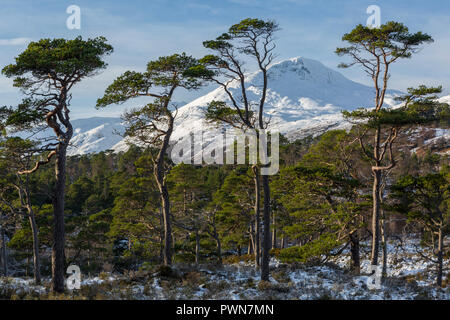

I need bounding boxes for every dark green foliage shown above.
[336,22,433,66]
[2,36,113,132]
[2,36,113,81]
[343,86,449,128]
[272,130,369,264]
[391,168,449,226]
[97,53,211,109]
[279,234,339,264]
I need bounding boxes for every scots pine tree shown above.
[201,18,279,280]
[97,53,211,265]
[1,37,113,292]
[336,22,445,265]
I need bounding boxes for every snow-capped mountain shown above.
[68,117,125,155]
[34,57,447,156]
[169,57,400,145]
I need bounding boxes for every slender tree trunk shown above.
[88,244,91,278]
[371,169,382,266]
[257,67,272,282]
[159,207,164,264]
[195,230,200,265]
[22,180,41,284]
[252,166,261,268]
[261,174,271,281]
[380,183,388,278]
[248,233,254,255]
[1,228,7,276]
[437,227,443,287]
[28,207,41,284]
[281,237,285,249]
[381,216,388,277]
[216,236,222,265]
[155,149,172,266]
[272,212,277,249]
[154,115,173,266]
[52,147,67,293]
[159,184,172,265]
[349,231,360,274]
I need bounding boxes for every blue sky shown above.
[0,0,449,119]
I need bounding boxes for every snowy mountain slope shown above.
[15,117,125,156]
[170,57,400,144]
[68,117,125,156]
[28,57,449,156]
[439,95,450,104]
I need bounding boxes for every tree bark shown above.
[272,212,277,249]
[195,230,200,265]
[371,169,382,266]
[154,121,173,266]
[52,147,67,293]
[252,166,261,268]
[216,236,222,265]
[379,181,388,278]
[22,180,41,285]
[381,215,388,277]
[248,236,253,255]
[261,174,271,281]
[158,183,172,265]
[28,208,41,284]
[1,227,7,276]
[159,206,164,264]
[349,231,360,274]
[437,227,443,287]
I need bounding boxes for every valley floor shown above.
[0,238,448,300]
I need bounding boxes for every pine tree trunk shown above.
[272,212,277,249]
[195,230,200,265]
[252,166,261,268]
[380,184,388,277]
[216,236,222,265]
[248,236,253,255]
[381,216,388,277]
[159,184,172,265]
[154,117,173,266]
[1,228,7,276]
[159,207,164,263]
[350,231,360,274]
[437,227,443,287]
[88,244,91,278]
[23,181,41,285]
[52,147,67,293]
[28,209,41,284]
[371,169,382,266]
[261,174,271,281]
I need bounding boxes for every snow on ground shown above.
[0,238,448,300]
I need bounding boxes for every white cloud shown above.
[0,37,31,46]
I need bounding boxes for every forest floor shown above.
[0,238,448,300]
